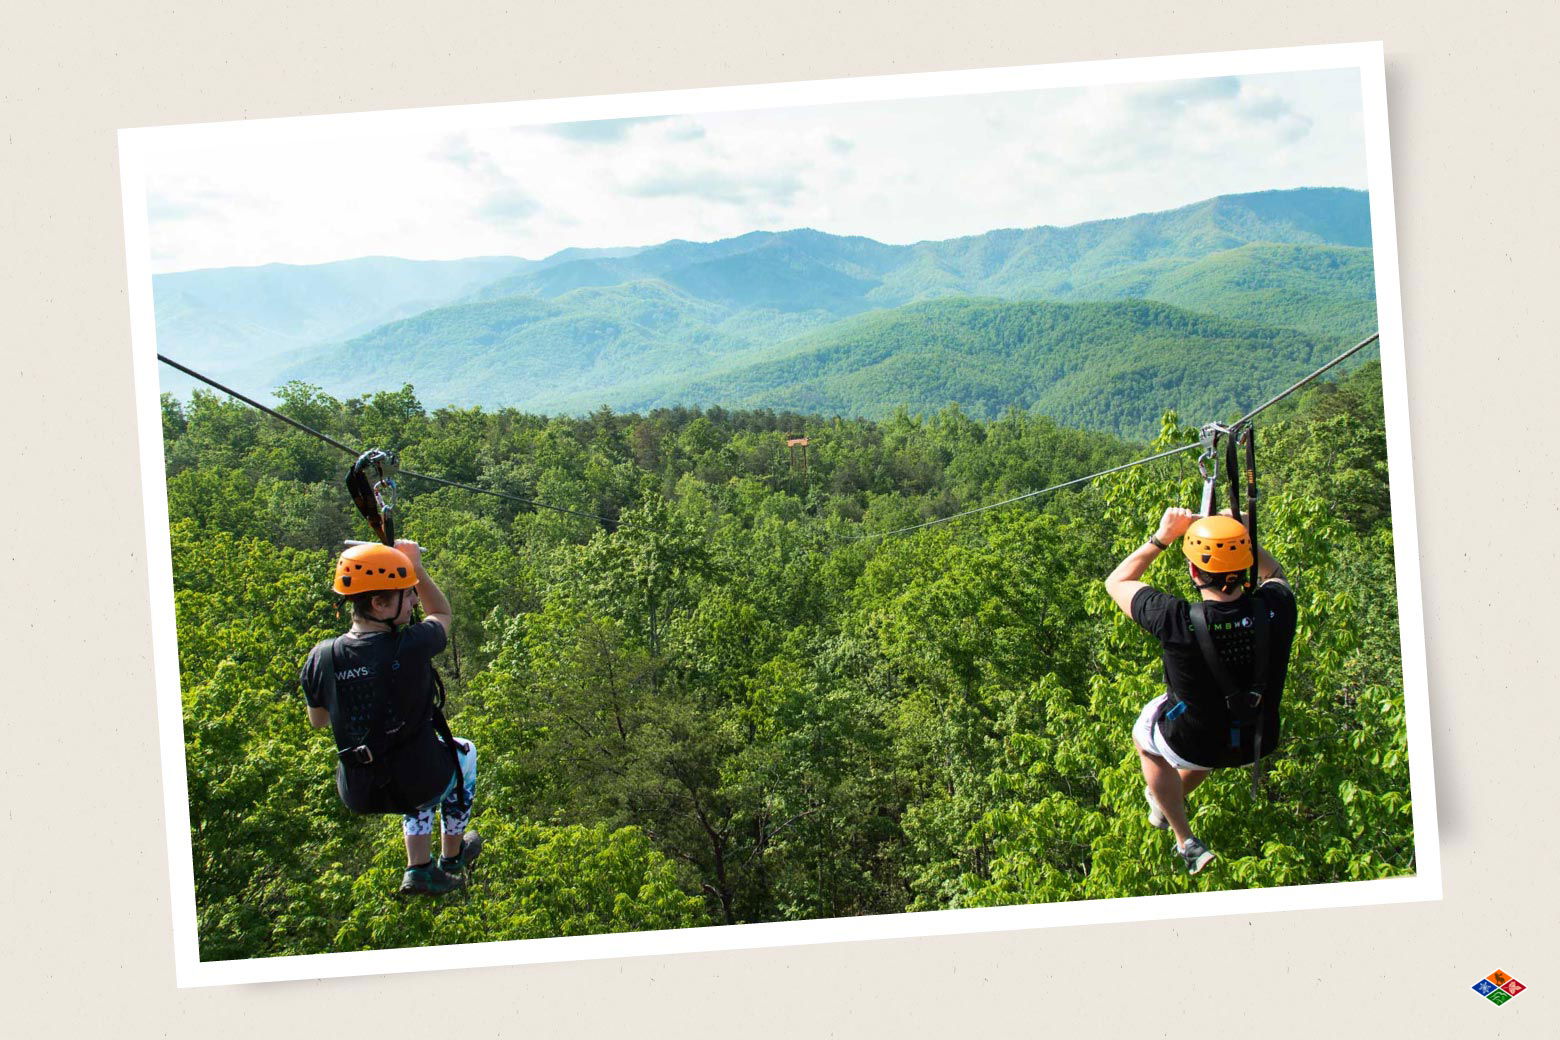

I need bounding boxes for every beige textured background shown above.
[5,0,1556,1033]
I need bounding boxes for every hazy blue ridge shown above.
[158,186,1377,436]
[456,187,1370,315]
[152,246,666,399]
[274,285,769,408]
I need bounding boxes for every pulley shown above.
[346,448,400,546]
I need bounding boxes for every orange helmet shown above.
[333,543,418,595]
[1181,515,1254,573]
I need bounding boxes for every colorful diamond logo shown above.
[1473,969,1525,1005]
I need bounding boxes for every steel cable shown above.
[853,331,1381,542]
[161,329,1378,544]
[850,442,1201,542]
[157,354,632,530]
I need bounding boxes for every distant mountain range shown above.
[151,248,642,394]
[154,187,1378,438]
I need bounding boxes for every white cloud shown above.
[139,68,1367,272]
[543,116,667,143]
[476,187,541,224]
[627,168,806,206]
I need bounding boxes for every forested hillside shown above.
[1074,243,1376,336]
[273,294,1371,439]
[156,188,1374,417]
[606,298,1368,436]
[163,359,1411,960]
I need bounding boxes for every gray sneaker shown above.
[1144,786,1168,830]
[1178,836,1215,875]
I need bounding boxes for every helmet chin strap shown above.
[1190,564,1242,593]
[366,589,407,634]
[386,589,405,635]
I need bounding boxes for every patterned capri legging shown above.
[402,737,477,837]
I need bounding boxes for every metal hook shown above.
[1197,423,1229,516]
[1196,422,1226,481]
[348,448,401,544]
[373,476,396,516]
[369,452,399,517]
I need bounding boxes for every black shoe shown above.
[438,831,484,874]
[399,860,466,896]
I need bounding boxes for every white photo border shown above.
[119,40,1439,989]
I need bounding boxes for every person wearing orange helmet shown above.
[299,539,482,895]
[1104,507,1297,874]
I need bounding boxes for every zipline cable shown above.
[854,331,1381,543]
[162,328,1379,544]
[851,442,1200,543]
[1232,332,1380,428]
[157,353,633,530]
[158,354,359,454]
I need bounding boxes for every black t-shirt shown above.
[300,619,454,813]
[1130,581,1298,768]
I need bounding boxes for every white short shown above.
[1132,694,1215,771]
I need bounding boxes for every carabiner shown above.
[372,467,398,518]
[1197,423,1228,515]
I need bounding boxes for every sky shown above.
[141,68,1367,273]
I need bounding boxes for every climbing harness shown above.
[1189,599,1272,798]
[312,630,471,815]
[1188,418,1272,796]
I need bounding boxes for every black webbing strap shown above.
[1248,596,1270,797]
[1224,431,1243,528]
[315,636,382,767]
[1188,603,1240,709]
[427,667,470,812]
[319,635,381,770]
[1189,599,1271,796]
[1242,425,1260,592]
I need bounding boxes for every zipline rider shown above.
[300,539,482,896]
[1105,508,1297,874]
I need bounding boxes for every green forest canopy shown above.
[163,359,1410,960]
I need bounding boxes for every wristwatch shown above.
[1148,534,1169,551]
